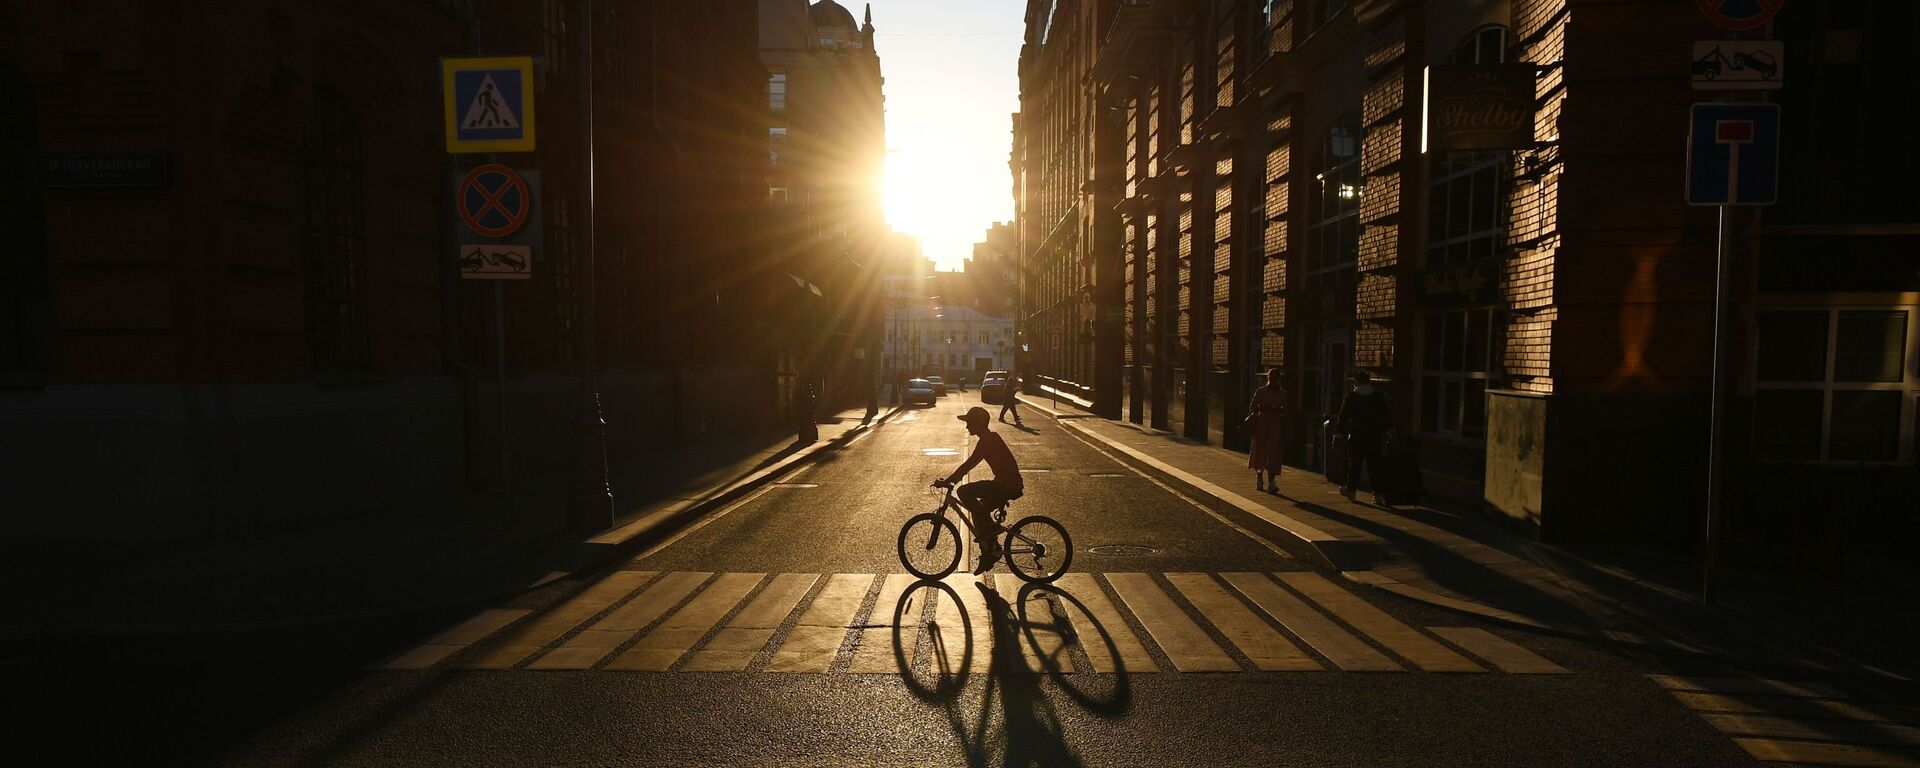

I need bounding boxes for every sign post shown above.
[1688,101,1779,605]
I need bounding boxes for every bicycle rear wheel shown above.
[1004,515,1072,583]
[898,512,962,580]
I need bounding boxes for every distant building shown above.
[966,222,1020,319]
[1,2,770,539]
[758,0,889,414]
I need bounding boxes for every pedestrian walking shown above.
[1334,371,1391,505]
[998,374,1024,425]
[1245,367,1286,493]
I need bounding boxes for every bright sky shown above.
[871,0,1026,271]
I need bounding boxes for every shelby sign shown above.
[1423,64,1536,152]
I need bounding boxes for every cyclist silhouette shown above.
[934,407,1024,574]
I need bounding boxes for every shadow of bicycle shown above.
[885,577,1138,767]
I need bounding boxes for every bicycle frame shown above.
[930,486,1045,557]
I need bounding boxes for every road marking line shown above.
[1104,573,1239,672]
[1648,675,1846,698]
[606,572,766,671]
[1166,573,1320,671]
[1221,573,1398,672]
[1051,573,1157,674]
[1278,572,1483,673]
[1703,714,1920,748]
[681,573,821,672]
[847,574,925,674]
[527,571,710,670]
[1672,692,1903,723]
[381,609,531,670]
[1733,737,1920,767]
[994,575,1075,674]
[1058,428,1294,561]
[454,571,657,670]
[765,573,874,673]
[1428,627,1569,674]
[628,485,778,564]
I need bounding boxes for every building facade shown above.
[759,0,889,414]
[1,0,771,539]
[1019,0,1920,560]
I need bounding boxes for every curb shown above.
[35,406,905,640]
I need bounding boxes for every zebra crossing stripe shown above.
[382,609,530,670]
[1166,573,1320,672]
[1278,572,1484,673]
[1221,572,1398,672]
[766,574,873,673]
[606,573,765,671]
[1428,627,1568,674]
[998,575,1074,674]
[682,573,821,672]
[1104,573,1239,672]
[847,575,923,673]
[455,571,657,670]
[1051,573,1157,674]
[529,571,710,670]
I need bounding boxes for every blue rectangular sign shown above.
[1686,103,1779,206]
[442,57,537,153]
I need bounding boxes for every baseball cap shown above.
[958,406,991,425]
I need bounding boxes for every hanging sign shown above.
[1423,64,1537,152]
[441,56,537,153]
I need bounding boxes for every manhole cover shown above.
[1087,544,1159,556]
[1086,472,1124,478]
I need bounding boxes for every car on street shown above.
[924,375,947,396]
[983,374,1013,405]
[903,378,936,406]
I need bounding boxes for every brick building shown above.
[1017,0,1919,557]
[1,1,772,539]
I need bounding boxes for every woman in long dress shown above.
[1247,367,1286,493]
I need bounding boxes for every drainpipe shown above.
[569,0,613,533]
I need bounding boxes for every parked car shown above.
[979,376,1007,405]
[904,378,937,406]
[925,375,947,396]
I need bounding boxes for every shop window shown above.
[1420,309,1500,438]
[300,87,372,372]
[1754,307,1916,463]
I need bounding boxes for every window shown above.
[300,87,372,372]
[1307,115,1361,274]
[1420,309,1501,438]
[768,72,786,112]
[768,127,787,166]
[1754,307,1917,463]
[768,185,790,203]
[979,332,989,344]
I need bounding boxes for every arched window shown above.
[0,63,48,379]
[1307,115,1361,275]
[300,87,371,372]
[1420,26,1512,438]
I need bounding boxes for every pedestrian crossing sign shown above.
[442,56,536,153]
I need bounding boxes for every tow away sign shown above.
[442,56,536,153]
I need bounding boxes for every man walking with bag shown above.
[1334,371,1392,505]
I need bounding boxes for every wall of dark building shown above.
[0,1,779,540]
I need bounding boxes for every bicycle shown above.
[898,479,1072,583]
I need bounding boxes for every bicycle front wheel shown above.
[1004,515,1072,583]
[898,512,962,580]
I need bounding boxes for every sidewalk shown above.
[1,404,893,642]
[1021,394,1896,678]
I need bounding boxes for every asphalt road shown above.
[23,393,1776,767]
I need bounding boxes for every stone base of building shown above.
[1485,390,1709,551]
